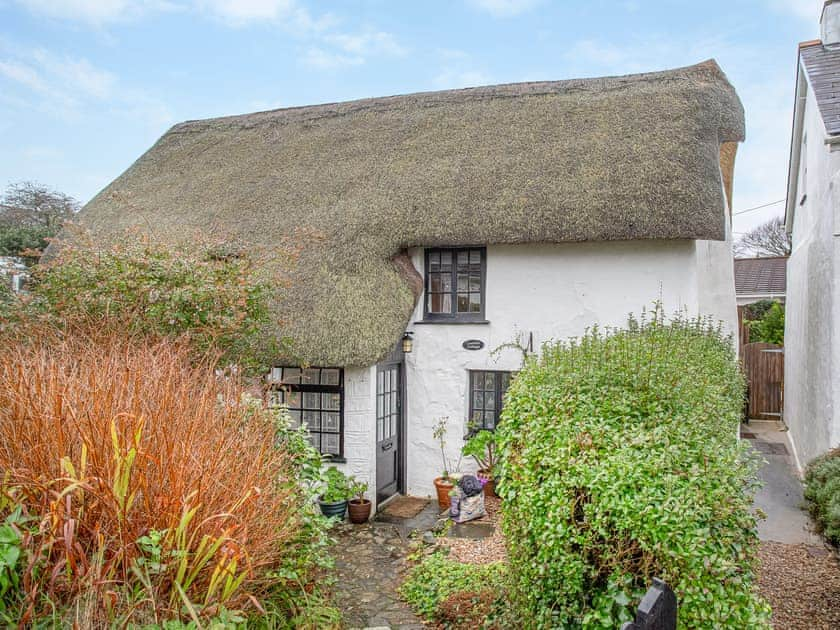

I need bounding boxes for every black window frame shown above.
[468,370,513,432]
[423,247,487,322]
[266,367,345,460]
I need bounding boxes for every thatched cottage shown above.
[72,60,744,507]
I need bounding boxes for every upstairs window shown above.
[468,370,512,431]
[424,247,486,321]
[267,367,344,458]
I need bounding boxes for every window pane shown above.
[485,392,496,410]
[281,367,301,384]
[323,434,340,455]
[304,410,320,430]
[457,251,468,265]
[322,392,340,410]
[390,414,396,436]
[390,393,397,413]
[377,394,384,418]
[429,251,440,266]
[484,411,495,428]
[307,433,320,450]
[430,273,442,293]
[268,391,282,407]
[303,392,320,409]
[484,373,495,389]
[457,294,469,312]
[457,273,469,291]
[470,250,481,264]
[473,390,484,410]
[440,251,452,265]
[302,368,320,384]
[288,409,301,425]
[321,369,340,385]
[269,367,282,383]
[470,274,481,292]
[469,293,481,312]
[285,391,301,409]
[323,412,340,432]
[377,416,384,441]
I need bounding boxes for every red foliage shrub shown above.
[0,329,303,626]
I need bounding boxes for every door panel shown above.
[376,363,401,503]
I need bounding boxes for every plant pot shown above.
[348,498,372,524]
[433,477,455,510]
[318,498,348,519]
[477,469,498,498]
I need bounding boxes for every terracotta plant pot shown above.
[477,469,498,498]
[348,498,372,524]
[433,477,455,510]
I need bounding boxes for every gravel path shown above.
[757,541,840,630]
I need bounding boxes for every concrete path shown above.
[742,420,823,545]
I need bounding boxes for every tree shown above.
[734,216,791,257]
[0,181,80,261]
[746,301,785,345]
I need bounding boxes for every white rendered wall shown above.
[785,84,840,469]
[328,366,377,504]
[403,235,736,497]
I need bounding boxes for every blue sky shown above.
[0,0,823,234]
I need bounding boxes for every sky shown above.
[0,0,824,236]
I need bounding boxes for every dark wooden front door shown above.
[376,362,402,503]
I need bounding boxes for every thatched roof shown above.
[70,59,744,367]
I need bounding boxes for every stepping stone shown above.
[447,521,495,539]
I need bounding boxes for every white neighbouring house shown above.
[784,1,840,471]
[67,60,744,509]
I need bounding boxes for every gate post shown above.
[620,578,677,630]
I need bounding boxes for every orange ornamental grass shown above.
[0,329,302,626]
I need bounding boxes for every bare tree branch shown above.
[734,216,791,257]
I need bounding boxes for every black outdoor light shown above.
[402,331,414,353]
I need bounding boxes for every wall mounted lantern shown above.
[402,331,414,353]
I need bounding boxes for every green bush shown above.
[804,448,840,546]
[497,308,770,629]
[746,301,785,345]
[399,553,506,622]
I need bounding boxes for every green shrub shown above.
[22,237,290,373]
[399,553,506,622]
[497,308,770,629]
[746,301,785,345]
[804,448,840,546]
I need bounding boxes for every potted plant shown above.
[432,416,462,510]
[462,429,498,498]
[348,479,372,524]
[318,466,352,519]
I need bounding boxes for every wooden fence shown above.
[621,578,677,630]
[742,342,784,420]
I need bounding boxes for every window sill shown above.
[414,319,490,325]
[323,456,347,464]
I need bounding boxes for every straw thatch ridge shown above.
[70,59,744,366]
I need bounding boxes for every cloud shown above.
[12,0,177,25]
[433,49,491,89]
[768,0,821,21]
[326,30,406,57]
[0,46,172,128]
[466,0,541,17]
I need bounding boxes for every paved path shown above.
[742,421,823,545]
[332,520,425,630]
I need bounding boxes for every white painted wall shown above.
[785,80,840,470]
[328,366,377,504]
[402,235,737,497]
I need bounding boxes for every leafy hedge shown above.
[497,309,770,629]
[805,448,840,546]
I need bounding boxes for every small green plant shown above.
[319,467,353,503]
[432,416,460,479]
[461,429,497,473]
[399,552,506,622]
[745,301,785,345]
[804,448,840,546]
[349,479,368,502]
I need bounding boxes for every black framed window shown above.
[424,247,486,321]
[267,367,343,457]
[469,370,512,431]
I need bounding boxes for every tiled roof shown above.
[734,257,787,296]
[801,43,840,136]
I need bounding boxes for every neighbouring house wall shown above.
[328,366,377,502]
[403,235,736,497]
[736,295,786,306]
[785,84,840,469]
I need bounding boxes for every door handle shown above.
[381,442,393,452]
